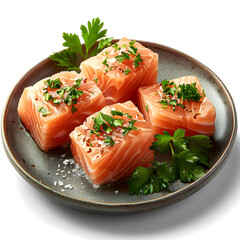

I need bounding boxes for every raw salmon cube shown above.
[80,37,158,105]
[18,71,105,151]
[138,76,216,136]
[70,101,155,185]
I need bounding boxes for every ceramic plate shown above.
[1,40,237,214]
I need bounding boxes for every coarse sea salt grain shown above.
[64,184,72,189]
[58,180,64,186]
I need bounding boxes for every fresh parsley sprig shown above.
[50,17,113,71]
[150,129,212,180]
[127,129,212,195]
[127,162,176,195]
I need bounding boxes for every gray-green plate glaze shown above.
[1,40,237,214]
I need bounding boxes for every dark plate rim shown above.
[1,40,238,210]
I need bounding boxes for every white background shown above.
[1,0,239,239]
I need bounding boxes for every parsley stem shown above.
[169,141,175,155]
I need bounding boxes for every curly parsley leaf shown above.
[171,150,205,182]
[127,162,175,195]
[184,135,213,167]
[115,51,130,63]
[62,32,84,56]
[150,131,172,154]
[50,17,113,70]
[50,49,80,71]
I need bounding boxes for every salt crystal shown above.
[54,181,57,186]
[63,159,70,165]
[115,190,119,194]
[58,180,64,186]
[61,153,66,158]
[69,159,75,165]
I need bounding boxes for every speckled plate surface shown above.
[1,40,237,214]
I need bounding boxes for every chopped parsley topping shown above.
[44,78,62,89]
[111,110,123,116]
[113,43,121,51]
[145,104,149,112]
[127,129,213,195]
[158,79,204,111]
[38,106,51,116]
[103,135,115,147]
[71,105,78,113]
[115,51,130,63]
[133,53,143,67]
[128,41,138,55]
[93,77,98,83]
[122,119,138,136]
[42,78,83,113]
[90,111,137,147]
[115,41,143,68]
[123,69,131,75]
[124,113,133,119]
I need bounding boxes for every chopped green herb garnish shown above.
[111,110,123,116]
[122,119,138,136]
[146,104,149,112]
[38,106,51,116]
[103,135,115,147]
[74,78,83,89]
[43,78,83,113]
[159,79,204,111]
[123,69,131,75]
[177,82,203,102]
[115,51,130,63]
[113,43,121,51]
[52,98,61,105]
[128,41,138,55]
[71,105,78,113]
[44,92,52,101]
[56,88,65,98]
[124,113,133,119]
[45,78,62,89]
[90,129,99,136]
[50,17,113,70]
[133,53,143,67]
[90,111,137,141]
[102,57,109,66]
[93,77,98,83]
